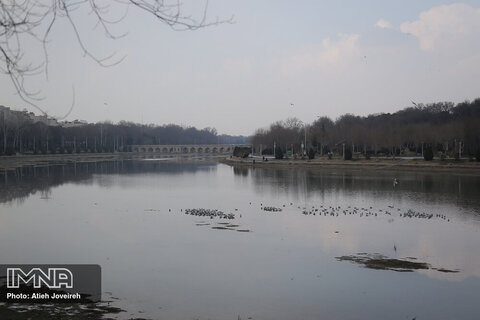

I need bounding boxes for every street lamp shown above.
[304,124,307,156]
[300,122,307,156]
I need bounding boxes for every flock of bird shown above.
[262,206,283,212]
[295,203,449,221]
[184,208,235,220]
[401,209,434,219]
[152,201,450,225]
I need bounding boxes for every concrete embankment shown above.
[219,156,480,173]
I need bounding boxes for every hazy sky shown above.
[1,0,479,135]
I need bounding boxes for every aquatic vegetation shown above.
[211,226,233,230]
[0,302,126,320]
[336,253,459,273]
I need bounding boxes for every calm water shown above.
[1,159,480,319]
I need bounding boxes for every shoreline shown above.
[0,153,136,170]
[1,153,480,174]
[219,156,480,174]
[0,153,226,170]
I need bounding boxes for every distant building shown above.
[27,113,60,127]
[1,105,60,127]
[0,105,11,113]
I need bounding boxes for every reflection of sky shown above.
[0,161,479,319]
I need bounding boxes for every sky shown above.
[0,0,479,136]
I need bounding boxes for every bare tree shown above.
[250,99,480,159]
[0,0,232,115]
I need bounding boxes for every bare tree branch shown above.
[0,0,233,117]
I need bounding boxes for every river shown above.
[1,158,479,319]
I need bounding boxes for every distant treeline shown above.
[0,110,247,155]
[251,99,480,159]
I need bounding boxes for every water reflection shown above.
[235,166,480,216]
[0,160,217,204]
[3,161,479,213]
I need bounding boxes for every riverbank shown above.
[220,156,480,173]
[0,153,137,170]
[2,153,480,174]
[0,153,227,170]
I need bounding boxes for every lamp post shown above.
[300,123,308,156]
[304,124,307,156]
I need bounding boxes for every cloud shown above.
[278,33,360,74]
[400,3,480,51]
[375,18,393,29]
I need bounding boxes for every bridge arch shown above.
[131,144,241,155]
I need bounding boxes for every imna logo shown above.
[7,268,73,289]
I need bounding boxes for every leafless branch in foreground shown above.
[0,0,233,117]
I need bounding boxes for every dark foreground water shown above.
[1,159,480,319]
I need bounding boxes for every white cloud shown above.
[400,3,480,51]
[375,18,393,29]
[278,33,360,75]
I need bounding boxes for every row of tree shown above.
[0,107,247,155]
[250,99,480,160]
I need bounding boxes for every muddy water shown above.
[1,160,479,319]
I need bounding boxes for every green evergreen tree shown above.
[344,148,352,160]
[275,147,284,159]
[424,146,434,161]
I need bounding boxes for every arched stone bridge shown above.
[131,144,239,154]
